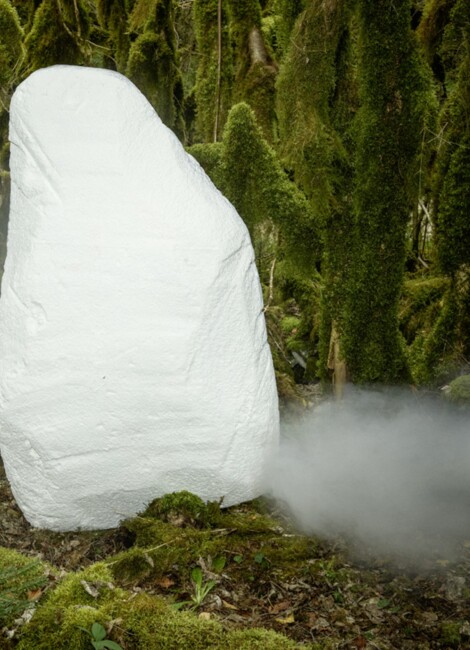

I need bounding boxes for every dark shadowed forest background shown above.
[0,0,469,398]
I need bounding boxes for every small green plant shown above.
[174,567,217,610]
[78,622,123,650]
[190,567,216,607]
[253,552,270,569]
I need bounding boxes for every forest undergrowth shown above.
[1,449,469,650]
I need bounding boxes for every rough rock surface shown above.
[0,65,279,531]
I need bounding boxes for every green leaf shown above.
[254,552,265,565]
[191,567,203,587]
[171,601,191,610]
[212,556,226,573]
[92,623,107,641]
[101,641,124,650]
[377,598,391,609]
[233,555,243,564]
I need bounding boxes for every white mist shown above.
[268,388,470,561]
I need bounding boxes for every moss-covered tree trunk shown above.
[96,0,130,72]
[342,0,434,384]
[25,0,91,72]
[193,0,232,142]
[276,0,356,387]
[126,0,184,136]
[0,0,23,283]
[226,0,277,141]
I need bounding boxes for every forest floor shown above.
[1,456,470,649]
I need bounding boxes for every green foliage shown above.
[25,0,91,72]
[174,567,217,610]
[78,622,124,650]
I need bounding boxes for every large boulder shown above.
[0,66,279,531]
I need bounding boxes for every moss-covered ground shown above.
[1,462,470,649]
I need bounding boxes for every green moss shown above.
[9,0,39,33]
[126,0,184,134]
[446,374,470,404]
[108,546,157,584]
[276,1,358,383]
[225,0,277,140]
[400,276,450,343]
[187,142,225,188]
[271,0,305,59]
[280,315,301,335]
[17,564,127,650]
[25,0,91,72]
[221,102,320,270]
[409,288,459,384]
[106,492,317,592]
[437,135,470,275]
[0,547,48,627]
[193,0,233,142]
[440,621,462,647]
[341,0,436,384]
[16,558,312,649]
[0,0,23,87]
[141,490,216,527]
[96,0,130,72]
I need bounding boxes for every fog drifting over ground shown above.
[268,388,470,563]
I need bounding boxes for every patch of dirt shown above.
[1,455,470,649]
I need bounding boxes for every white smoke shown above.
[268,387,470,562]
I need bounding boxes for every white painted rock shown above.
[0,65,279,531]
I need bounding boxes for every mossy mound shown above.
[15,560,312,649]
[140,490,217,528]
[111,493,315,590]
[445,374,470,405]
